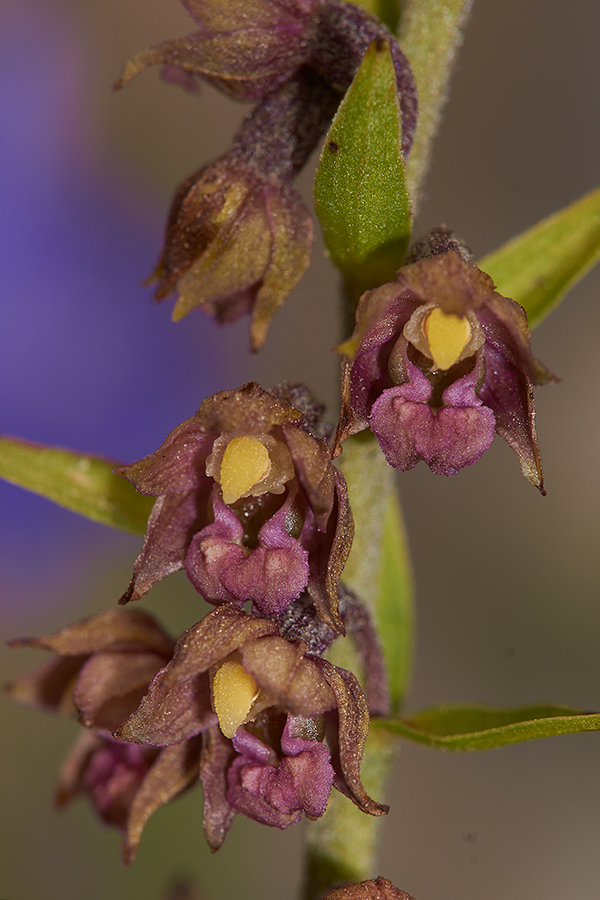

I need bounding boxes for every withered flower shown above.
[146,140,314,353]
[115,0,417,151]
[115,605,388,849]
[115,0,321,101]
[7,610,201,863]
[336,241,555,491]
[117,383,353,631]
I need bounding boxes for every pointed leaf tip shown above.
[480,184,600,328]
[373,703,600,751]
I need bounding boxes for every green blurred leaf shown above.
[314,40,411,301]
[375,490,414,712]
[373,703,600,751]
[480,185,600,328]
[0,436,152,536]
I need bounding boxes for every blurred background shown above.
[1,0,600,898]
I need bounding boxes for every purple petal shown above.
[116,28,310,102]
[195,382,302,435]
[347,290,418,420]
[282,424,335,526]
[6,654,86,714]
[479,343,544,491]
[185,489,309,615]
[370,359,495,476]
[161,65,201,93]
[8,607,174,657]
[249,183,313,351]
[115,419,213,495]
[153,606,278,684]
[120,489,208,604]
[240,637,336,716]
[316,660,388,817]
[115,668,215,747]
[304,469,353,634]
[200,725,237,850]
[73,649,167,732]
[122,737,202,864]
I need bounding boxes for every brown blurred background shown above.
[1,1,600,898]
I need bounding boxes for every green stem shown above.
[302,731,395,900]
[302,438,412,898]
[302,4,474,894]
[398,0,474,210]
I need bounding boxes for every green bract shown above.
[374,703,600,750]
[314,40,411,302]
[480,184,600,329]
[0,437,152,536]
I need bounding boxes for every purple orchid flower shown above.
[335,241,555,491]
[114,605,388,851]
[117,383,354,631]
[7,609,202,863]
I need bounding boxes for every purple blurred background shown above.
[2,1,600,899]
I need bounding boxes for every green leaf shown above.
[480,185,600,328]
[373,703,600,751]
[0,436,153,536]
[314,40,411,302]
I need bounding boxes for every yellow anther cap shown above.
[219,436,271,505]
[212,660,260,739]
[424,307,472,371]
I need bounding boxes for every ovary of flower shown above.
[424,307,472,371]
[219,436,272,505]
[212,659,260,739]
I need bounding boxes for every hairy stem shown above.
[301,3,473,895]
[302,439,412,898]
[302,730,395,900]
[399,0,474,209]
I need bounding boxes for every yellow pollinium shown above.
[424,307,472,371]
[212,660,260,739]
[219,436,271,505]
